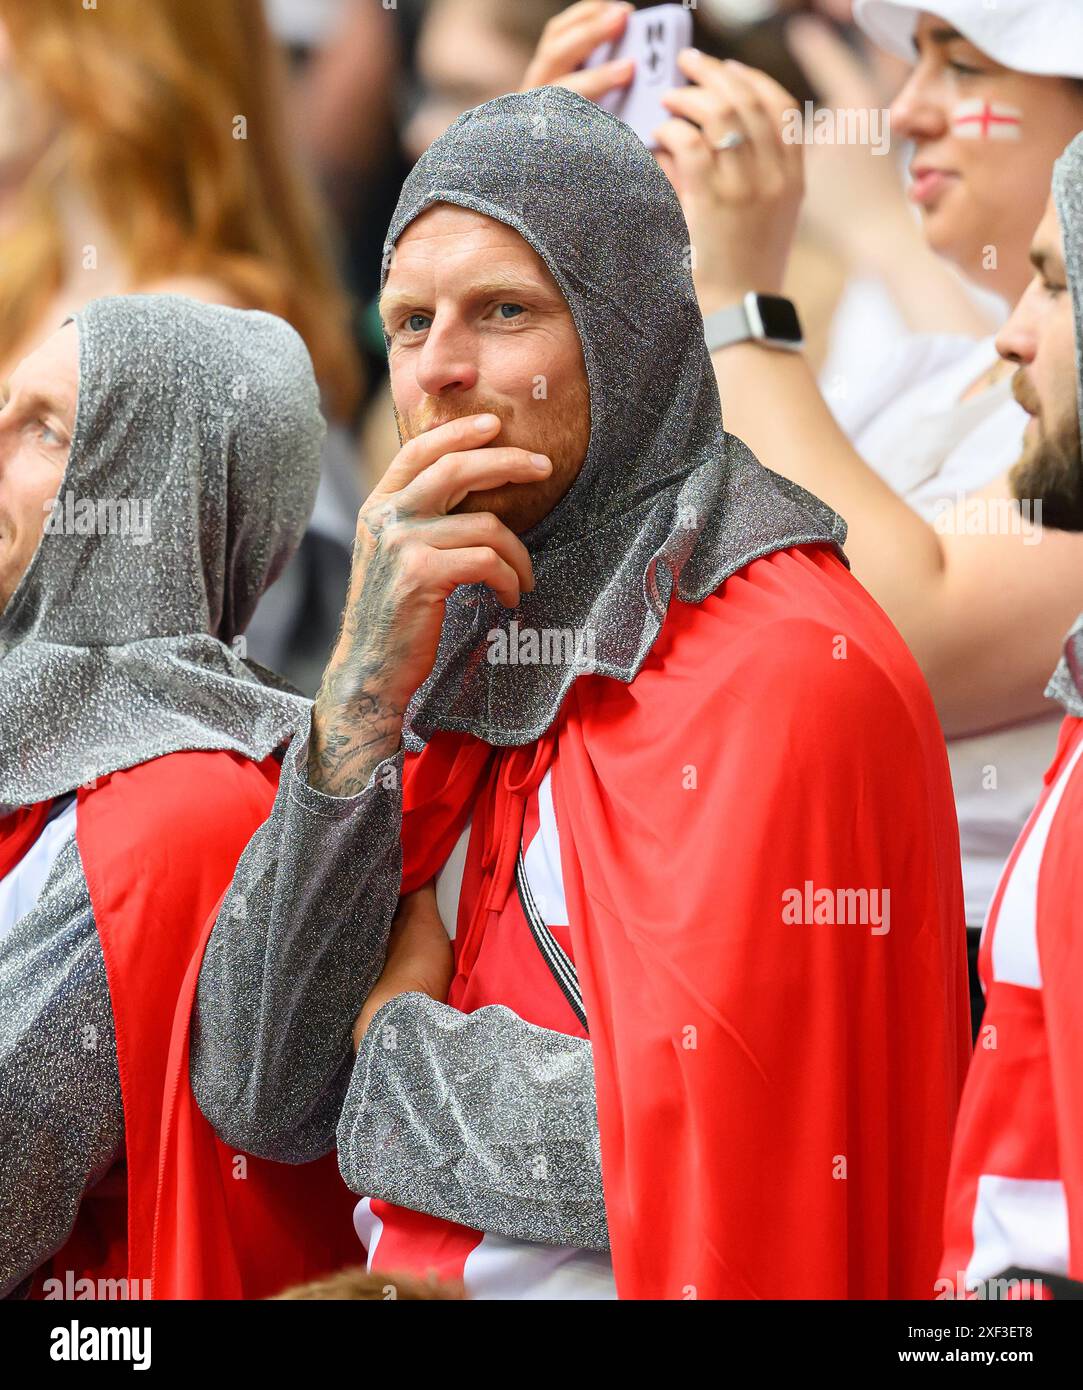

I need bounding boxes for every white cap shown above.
[853,0,1083,79]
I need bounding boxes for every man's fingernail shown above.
[529,453,551,469]
[475,414,498,429]
[681,46,701,57]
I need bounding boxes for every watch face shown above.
[755,294,802,342]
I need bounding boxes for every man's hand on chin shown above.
[352,883,454,1052]
[307,411,547,799]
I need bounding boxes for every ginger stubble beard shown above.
[393,379,591,536]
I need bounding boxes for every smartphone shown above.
[581,3,693,149]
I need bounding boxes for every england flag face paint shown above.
[951,99,1023,141]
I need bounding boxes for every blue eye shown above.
[38,420,62,445]
[498,303,524,319]
[406,313,431,333]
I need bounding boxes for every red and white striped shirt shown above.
[353,765,617,1299]
[940,718,1083,1292]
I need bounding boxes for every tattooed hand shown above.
[308,412,550,795]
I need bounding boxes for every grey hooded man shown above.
[938,130,1083,1295]
[192,84,970,1300]
[0,294,359,1300]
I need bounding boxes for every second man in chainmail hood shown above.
[0,296,358,1299]
[193,85,970,1299]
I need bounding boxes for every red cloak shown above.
[399,545,971,1299]
[10,749,357,1300]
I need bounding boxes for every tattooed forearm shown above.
[308,675,404,797]
[307,520,413,796]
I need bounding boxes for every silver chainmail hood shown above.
[381,85,847,750]
[1043,132,1083,718]
[0,295,321,811]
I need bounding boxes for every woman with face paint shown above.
[528,0,1083,1031]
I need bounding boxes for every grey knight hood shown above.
[381,84,847,750]
[1042,132,1083,718]
[0,294,320,810]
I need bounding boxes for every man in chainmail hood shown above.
[939,131,1083,1297]
[194,86,969,1299]
[0,295,357,1299]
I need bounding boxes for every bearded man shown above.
[193,87,970,1300]
[938,131,1083,1295]
[0,296,357,1299]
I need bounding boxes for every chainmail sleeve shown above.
[190,728,405,1164]
[0,838,124,1298]
[339,993,610,1252]
[191,726,610,1250]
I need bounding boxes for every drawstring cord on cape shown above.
[452,730,558,985]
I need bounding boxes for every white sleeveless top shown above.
[831,333,1060,928]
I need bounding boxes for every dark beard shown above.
[1010,413,1083,532]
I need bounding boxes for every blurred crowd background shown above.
[0,0,1010,694]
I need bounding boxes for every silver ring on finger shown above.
[713,130,747,152]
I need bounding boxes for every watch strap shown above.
[703,299,755,353]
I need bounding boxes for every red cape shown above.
[400,545,971,1298]
[14,749,357,1299]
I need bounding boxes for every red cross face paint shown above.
[950,99,1023,141]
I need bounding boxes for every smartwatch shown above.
[703,292,804,353]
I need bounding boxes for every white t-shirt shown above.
[831,334,1061,928]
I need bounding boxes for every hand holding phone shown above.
[581,3,692,148]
